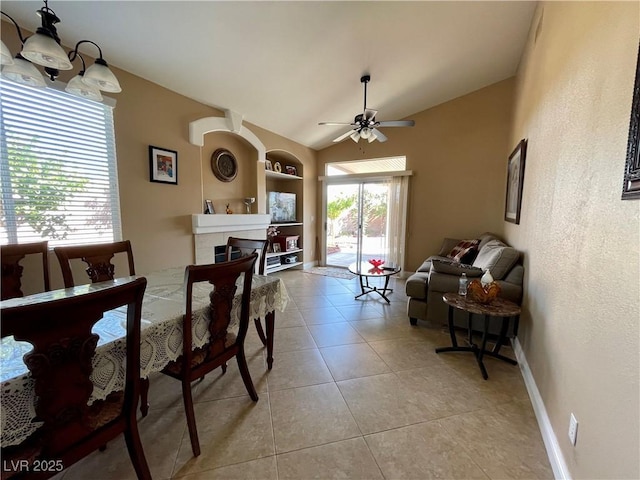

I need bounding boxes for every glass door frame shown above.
[320,171,409,268]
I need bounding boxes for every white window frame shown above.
[0,79,122,247]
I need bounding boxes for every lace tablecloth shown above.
[0,267,289,447]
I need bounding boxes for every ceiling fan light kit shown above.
[319,74,415,144]
[0,0,121,99]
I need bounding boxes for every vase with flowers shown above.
[266,225,280,252]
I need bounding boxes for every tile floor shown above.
[61,270,553,479]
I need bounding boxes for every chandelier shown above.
[0,0,121,101]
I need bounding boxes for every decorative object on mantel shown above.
[211,148,238,182]
[0,0,122,98]
[225,203,233,214]
[504,139,527,224]
[622,42,640,200]
[467,279,501,304]
[243,197,255,214]
[273,161,282,173]
[149,145,178,185]
[204,199,214,214]
[265,160,273,171]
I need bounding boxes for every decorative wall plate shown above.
[211,148,238,182]
[274,161,282,173]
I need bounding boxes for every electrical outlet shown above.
[568,413,578,446]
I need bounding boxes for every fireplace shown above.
[214,245,241,263]
[192,214,271,265]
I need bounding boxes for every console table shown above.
[435,292,520,379]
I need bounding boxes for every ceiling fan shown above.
[319,75,415,144]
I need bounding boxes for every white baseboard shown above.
[512,337,571,480]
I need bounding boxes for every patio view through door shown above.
[321,156,410,271]
[325,181,390,268]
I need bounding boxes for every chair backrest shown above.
[1,241,51,300]
[0,276,147,467]
[181,254,258,367]
[54,240,136,288]
[225,237,267,275]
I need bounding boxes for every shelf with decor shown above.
[265,151,304,274]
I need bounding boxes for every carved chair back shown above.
[54,240,136,288]
[0,277,151,479]
[161,253,258,457]
[1,241,50,300]
[225,237,268,274]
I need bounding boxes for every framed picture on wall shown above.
[622,42,640,200]
[149,145,178,185]
[504,139,527,224]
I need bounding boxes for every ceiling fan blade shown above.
[372,128,387,142]
[332,129,357,143]
[319,122,354,126]
[375,120,415,127]
[364,109,378,121]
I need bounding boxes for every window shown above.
[0,80,121,246]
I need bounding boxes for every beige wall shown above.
[1,22,317,289]
[317,78,515,271]
[506,2,639,478]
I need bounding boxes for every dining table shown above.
[0,266,289,448]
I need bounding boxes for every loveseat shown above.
[405,233,523,335]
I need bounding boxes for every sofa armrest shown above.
[427,270,461,293]
[406,272,430,299]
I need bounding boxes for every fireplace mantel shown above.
[192,214,271,234]
[192,214,271,264]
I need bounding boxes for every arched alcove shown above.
[189,113,268,213]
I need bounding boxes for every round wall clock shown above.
[211,149,238,182]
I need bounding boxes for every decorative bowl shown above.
[467,280,501,304]
[368,259,384,267]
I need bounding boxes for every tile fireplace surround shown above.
[192,214,271,265]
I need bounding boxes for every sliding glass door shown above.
[325,180,391,268]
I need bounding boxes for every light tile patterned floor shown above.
[61,270,553,479]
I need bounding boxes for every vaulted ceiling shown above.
[1,1,537,150]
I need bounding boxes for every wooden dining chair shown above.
[160,253,258,457]
[0,277,151,480]
[54,240,136,288]
[1,241,50,300]
[225,237,269,345]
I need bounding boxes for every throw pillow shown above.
[431,259,483,277]
[446,239,480,263]
[472,239,520,279]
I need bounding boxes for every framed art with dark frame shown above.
[622,42,640,200]
[204,199,215,214]
[504,139,527,224]
[149,146,178,185]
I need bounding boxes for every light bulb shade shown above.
[367,131,377,143]
[350,131,361,142]
[1,56,46,87]
[360,128,371,139]
[21,33,73,70]
[82,60,121,93]
[66,74,103,101]
[1,41,14,66]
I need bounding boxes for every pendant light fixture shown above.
[1,0,121,96]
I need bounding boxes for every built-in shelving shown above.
[265,151,304,274]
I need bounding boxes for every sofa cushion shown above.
[446,239,480,263]
[472,239,520,280]
[431,259,483,277]
[437,238,463,256]
[477,232,502,250]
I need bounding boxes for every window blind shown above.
[0,80,122,246]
